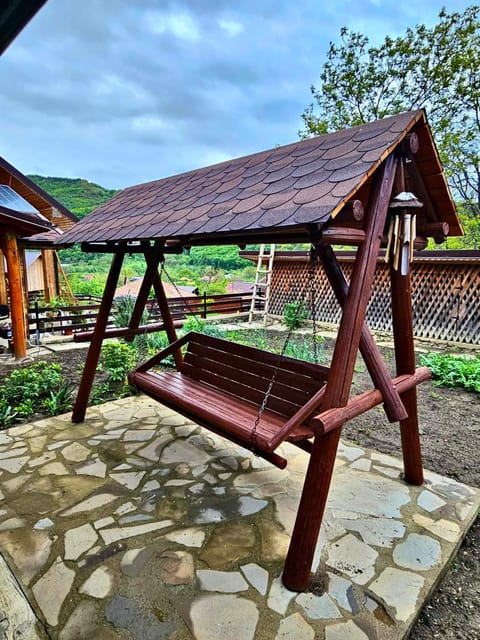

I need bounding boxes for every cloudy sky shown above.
[0,0,474,189]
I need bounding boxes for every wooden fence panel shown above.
[269,252,480,345]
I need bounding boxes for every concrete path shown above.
[0,396,478,639]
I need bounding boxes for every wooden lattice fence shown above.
[265,251,480,345]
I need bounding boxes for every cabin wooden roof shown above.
[0,157,77,234]
[60,109,461,249]
[0,207,54,236]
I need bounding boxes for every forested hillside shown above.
[28,175,117,219]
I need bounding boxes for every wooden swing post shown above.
[282,154,398,591]
[72,249,125,422]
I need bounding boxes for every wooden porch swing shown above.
[62,109,462,591]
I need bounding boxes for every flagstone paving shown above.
[0,395,478,639]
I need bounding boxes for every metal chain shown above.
[249,244,318,451]
[160,260,204,328]
[249,319,297,451]
[308,244,319,365]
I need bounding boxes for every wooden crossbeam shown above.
[316,243,408,423]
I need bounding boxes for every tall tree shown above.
[301,6,480,219]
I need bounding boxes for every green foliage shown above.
[0,400,17,429]
[441,204,480,249]
[302,6,480,223]
[0,361,66,423]
[283,302,308,330]
[189,246,251,271]
[42,382,74,416]
[27,175,117,219]
[67,273,107,297]
[100,341,138,389]
[420,352,480,392]
[188,321,227,339]
[284,335,325,364]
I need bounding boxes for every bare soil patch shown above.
[0,336,478,639]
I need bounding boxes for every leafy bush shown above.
[0,361,66,426]
[284,335,325,364]
[283,302,308,330]
[43,382,74,416]
[0,399,17,428]
[99,341,138,390]
[420,352,480,392]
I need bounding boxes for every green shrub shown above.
[0,361,65,424]
[42,382,74,416]
[283,302,308,330]
[420,352,480,392]
[0,399,17,429]
[100,341,138,389]
[284,335,325,364]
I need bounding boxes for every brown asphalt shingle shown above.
[59,110,460,246]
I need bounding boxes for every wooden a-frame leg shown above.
[390,264,424,485]
[148,255,183,370]
[282,154,398,592]
[317,243,407,423]
[72,250,125,423]
[125,241,163,338]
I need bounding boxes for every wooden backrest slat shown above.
[181,362,304,418]
[185,340,321,394]
[183,352,314,409]
[187,332,329,381]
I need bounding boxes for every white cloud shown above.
[219,18,244,37]
[145,10,201,41]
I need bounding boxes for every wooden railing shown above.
[27,292,252,339]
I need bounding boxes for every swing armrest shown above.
[267,385,326,451]
[134,331,194,373]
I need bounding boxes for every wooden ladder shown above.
[55,252,77,303]
[248,243,275,326]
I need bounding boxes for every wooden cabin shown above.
[0,157,77,357]
[59,109,462,591]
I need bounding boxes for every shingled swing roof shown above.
[59,109,461,248]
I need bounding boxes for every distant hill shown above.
[27,175,117,219]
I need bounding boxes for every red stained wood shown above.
[73,320,183,342]
[312,368,431,433]
[282,155,398,592]
[320,227,366,245]
[3,233,27,358]
[390,264,424,485]
[72,250,125,422]
[149,258,183,369]
[128,331,329,466]
[317,243,407,423]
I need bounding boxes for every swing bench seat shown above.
[129,331,330,468]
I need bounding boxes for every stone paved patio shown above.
[0,395,478,640]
